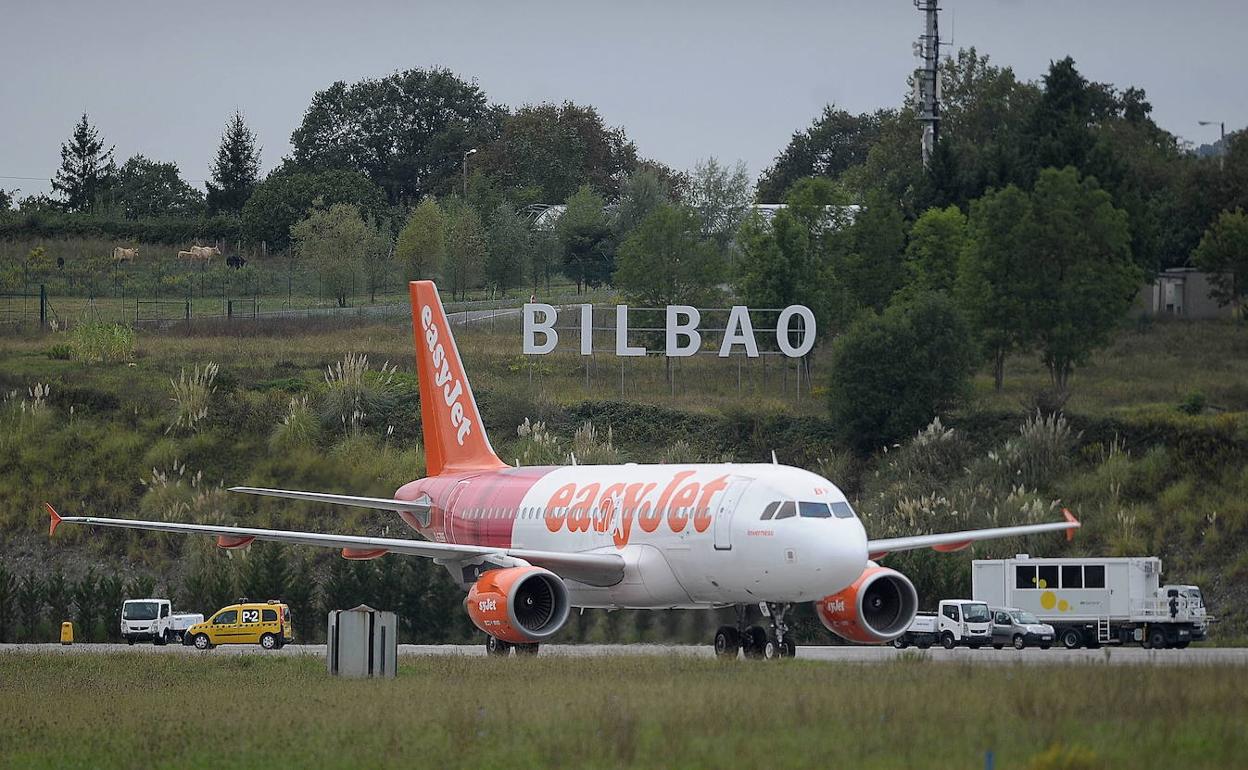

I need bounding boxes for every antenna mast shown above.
[914,0,941,168]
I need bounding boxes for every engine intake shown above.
[815,564,918,644]
[466,566,570,644]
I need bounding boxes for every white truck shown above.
[892,599,993,649]
[120,599,204,645]
[972,555,1209,650]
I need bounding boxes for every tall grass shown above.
[167,361,219,434]
[0,653,1245,769]
[67,322,135,363]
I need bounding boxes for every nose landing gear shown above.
[715,603,795,660]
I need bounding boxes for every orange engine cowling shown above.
[465,566,571,644]
[815,563,919,644]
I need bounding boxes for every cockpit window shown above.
[760,501,780,520]
[830,501,856,519]
[799,502,832,518]
[773,501,796,520]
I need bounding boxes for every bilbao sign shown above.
[522,303,815,358]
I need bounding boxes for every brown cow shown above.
[112,246,139,263]
[177,245,221,267]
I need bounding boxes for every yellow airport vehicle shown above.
[186,600,293,650]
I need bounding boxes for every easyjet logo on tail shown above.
[420,304,473,446]
[544,472,730,548]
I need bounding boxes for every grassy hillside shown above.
[0,315,1245,641]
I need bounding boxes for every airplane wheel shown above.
[892,637,909,649]
[742,626,767,659]
[762,638,780,660]
[713,626,740,659]
[485,635,512,657]
[782,637,796,658]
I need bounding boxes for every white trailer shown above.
[971,555,1208,649]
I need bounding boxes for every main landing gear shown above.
[485,635,539,657]
[714,603,796,661]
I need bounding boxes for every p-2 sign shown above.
[242,609,260,623]
[522,304,815,358]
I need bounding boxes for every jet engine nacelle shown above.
[465,566,571,644]
[815,563,919,644]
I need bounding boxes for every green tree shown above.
[757,105,884,202]
[529,229,560,294]
[45,571,71,627]
[72,569,99,641]
[361,217,394,303]
[396,197,446,282]
[283,553,318,642]
[485,203,529,296]
[958,184,1034,390]
[127,576,156,601]
[206,110,261,214]
[841,189,907,311]
[291,202,371,307]
[1192,208,1248,315]
[614,168,670,239]
[291,68,502,204]
[1026,167,1138,389]
[904,205,967,295]
[242,169,385,251]
[827,293,976,452]
[442,199,487,300]
[615,204,725,307]
[0,565,13,642]
[686,158,752,258]
[52,113,115,212]
[476,101,638,202]
[242,541,291,602]
[97,575,124,642]
[557,186,613,293]
[113,154,205,219]
[16,574,43,642]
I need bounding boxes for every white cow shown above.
[177,245,221,267]
[112,246,139,263]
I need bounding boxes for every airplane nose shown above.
[812,520,869,594]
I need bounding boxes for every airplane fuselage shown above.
[396,462,869,609]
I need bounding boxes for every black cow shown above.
[226,254,247,270]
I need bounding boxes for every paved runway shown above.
[3,643,1245,666]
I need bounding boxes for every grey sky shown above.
[1,0,1243,199]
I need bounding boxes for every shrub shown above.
[1178,391,1207,415]
[46,343,71,360]
[567,421,622,465]
[319,352,398,432]
[168,362,219,434]
[270,395,320,451]
[68,322,135,364]
[513,418,563,466]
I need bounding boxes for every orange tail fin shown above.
[410,281,506,477]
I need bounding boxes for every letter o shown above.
[776,306,816,357]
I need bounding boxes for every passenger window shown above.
[760,502,780,520]
[213,610,238,625]
[996,612,1010,625]
[1015,565,1037,589]
[1084,565,1106,589]
[830,501,856,519]
[798,502,832,518]
[942,605,959,622]
[160,605,170,618]
[773,502,796,520]
[1062,565,1083,588]
[262,609,278,622]
[1037,565,1059,590]
[241,608,261,624]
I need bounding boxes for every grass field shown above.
[1,652,1245,769]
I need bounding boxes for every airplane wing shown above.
[44,503,623,587]
[229,486,430,513]
[866,509,1080,559]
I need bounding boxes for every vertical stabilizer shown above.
[410,281,506,476]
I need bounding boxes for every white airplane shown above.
[47,281,1080,658]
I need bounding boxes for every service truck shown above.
[121,599,203,645]
[892,599,993,649]
[972,555,1208,649]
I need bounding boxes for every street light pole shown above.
[1198,120,1225,170]
[462,148,478,198]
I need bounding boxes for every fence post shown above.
[39,284,46,329]
[227,300,233,319]
[185,300,191,321]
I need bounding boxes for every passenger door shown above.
[210,609,240,643]
[713,478,751,551]
[992,611,1013,644]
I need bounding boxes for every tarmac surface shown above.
[3,643,1246,666]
